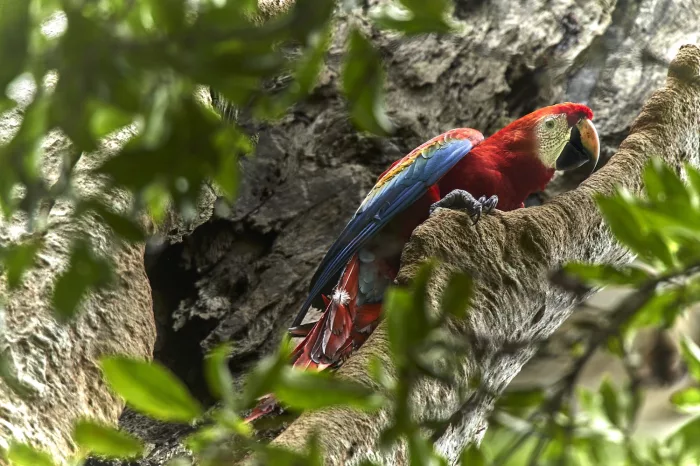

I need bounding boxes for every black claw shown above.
[482,195,498,215]
[429,190,499,225]
[469,204,482,225]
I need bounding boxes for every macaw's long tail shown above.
[244,254,384,423]
[290,255,382,370]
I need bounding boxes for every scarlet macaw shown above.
[246,102,600,421]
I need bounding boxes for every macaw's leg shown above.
[429,190,498,224]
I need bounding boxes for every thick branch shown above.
[269,46,700,466]
[0,11,226,464]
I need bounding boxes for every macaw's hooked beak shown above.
[555,118,600,172]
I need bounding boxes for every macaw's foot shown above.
[429,190,498,225]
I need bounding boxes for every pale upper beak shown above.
[555,118,600,172]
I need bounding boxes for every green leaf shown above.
[597,191,681,269]
[51,10,125,152]
[98,95,247,215]
[240,335,293,407]
[643,231,677,270]
[342,29,393,136]
[625,384,644,431]
[262,25,333,119]
[385,286,416,361]
[143,0,186,34]
[460,444,486,466]
[563,262,652,287]
[0,0,30,92]
[668,416,700,459]
[184,424,230,455]
[671,387,700,409]
[142,183,171,225]
[88,101,134,140]
[254,443,323,466]
[283,0,335,43]
[440,272,473,319]
[643,158,690,206]
[0,94,51,217]
[274,368,384,412]
[496,388,545,415]
[368,355,394,389]
[605,335,625,358]
[627,288,683,330]
[212,408,253,437]
[1,239,42,289]
[412,260,435,320]
[371,0,455,35]
[684,162,700,202]
[290,26,332,98]
[596,193,646,246]
[72,419,144,459]
[100,356,203,423]
[408,430,437,466]
[599,378,621,428]
[204,343,236,407]
[211,124,250,201]
[385,261,435,361]
[680,337,700,381]
[6,442,55,466]
[52,240,113,321]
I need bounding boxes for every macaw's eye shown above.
[545,119,556,129]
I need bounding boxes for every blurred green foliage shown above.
[72,419,144,460]
[1,0,700,465]
[483,159,700,466]
[0,0,457,320]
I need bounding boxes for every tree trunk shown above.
[0,39,219,464]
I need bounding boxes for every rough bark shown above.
[117,0,700,464]
[266,44,700,466]
[0,99,156,464]
[0,14,220,464]
[14,0,693,464]
[179,0,697,371]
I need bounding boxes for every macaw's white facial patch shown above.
[536,113,571,168]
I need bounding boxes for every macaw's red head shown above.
[494,102,600,172]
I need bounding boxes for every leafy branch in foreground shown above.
[0,0,459,324]
[1,257,478,465]
[483,158,700,466]
[10,157,700,466]
[6,2,700,466]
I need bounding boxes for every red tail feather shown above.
[291,255,361,369]
[354,304,382,332]
[243,394,278,423]
[245,255,384,423]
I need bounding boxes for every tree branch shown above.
[267,45,700,466]
[0,10,228,464]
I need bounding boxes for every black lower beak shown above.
[555,118,600,171]
[556,125,591,171]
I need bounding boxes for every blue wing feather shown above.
[291,135,480,327]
